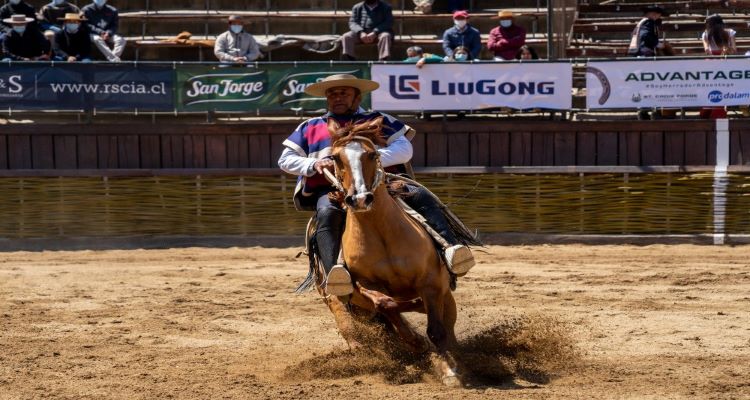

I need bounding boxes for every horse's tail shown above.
[441,205,483,247]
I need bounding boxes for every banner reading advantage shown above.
[587,59,750,108]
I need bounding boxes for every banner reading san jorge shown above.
[587,58,750,108]
[176,64,370,112]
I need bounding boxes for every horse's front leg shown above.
[422,286,461,387]
[323,294,363,350]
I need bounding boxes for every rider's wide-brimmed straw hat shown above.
[58,13,86,22]
[3,14,33,24]
[304,74,380,97]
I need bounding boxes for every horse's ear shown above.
[328,118,342,139]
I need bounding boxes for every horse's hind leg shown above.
[350,285,429,354]
[422,287,460,386]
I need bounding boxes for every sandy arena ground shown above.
[1,244,749,399]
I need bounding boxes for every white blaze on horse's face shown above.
[343,141,375,212]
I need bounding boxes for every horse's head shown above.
[329,117,387,212]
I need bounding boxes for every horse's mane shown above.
[331,117,388,148]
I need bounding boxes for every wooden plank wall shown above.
[0,120,741,172]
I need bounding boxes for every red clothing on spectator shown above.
[487,24,526,60]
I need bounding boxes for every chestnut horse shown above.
[307,117,461,385]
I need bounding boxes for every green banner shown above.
[176,64,371,112]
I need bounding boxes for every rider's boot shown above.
[316,205,354,296]
[411,190,475,277]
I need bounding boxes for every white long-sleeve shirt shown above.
[277,134,413,177]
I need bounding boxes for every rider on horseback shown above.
[277,74,475,296]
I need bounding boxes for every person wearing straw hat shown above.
[277,74,475,295]
[53,13,92,62]
[441,10,481,61]
[1,14,50,61]
[487,10,526,61]
[81,0,125,62]
[214,15,261,65]
[0,0,39,42]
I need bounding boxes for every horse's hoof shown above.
[442,373,461,387]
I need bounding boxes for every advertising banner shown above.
[587,59,750,108]
[0,64,173,110]
[370,63,572,111]
[175,64,371,112]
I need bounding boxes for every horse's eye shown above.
[368,152,377,160]
[331,154,340,162]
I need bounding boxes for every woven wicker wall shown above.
[0,173,748,238]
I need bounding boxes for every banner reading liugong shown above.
[587,58,750,109]
[371,63,572,111]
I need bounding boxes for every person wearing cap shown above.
[214,15,260,64]
[627,6,669,57]
[53,13,92,62]
[487,10,526,61]
[38,0,79,46]
[0,0,38,43]
[702,14,736,56]
[342,0,393,61]
[441,10,481,61]
[277,74,475,295]
[1,14,50,61]
[81,0,124,62]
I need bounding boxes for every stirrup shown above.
[445,245,475,277]
[324,265,353,296]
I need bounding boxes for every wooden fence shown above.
[1,119,748,175]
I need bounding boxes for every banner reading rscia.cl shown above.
[587,59,750,108]
[176,64,371,112]
[371,63,572,111]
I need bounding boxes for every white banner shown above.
[587,59,750,108]
[371,63,572,111]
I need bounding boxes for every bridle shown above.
[323,135,385,196]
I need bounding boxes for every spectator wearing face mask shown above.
[487,10,526,61]
[53,13,91,62]
[0,0,39,43]
[1,14,50,61]
[82,0,125,62]
[441,10,481,61]
[214,15,260,64]
[38,0,79,45]
[450,46,470,62]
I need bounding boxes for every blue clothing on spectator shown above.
[349,0,393,34]
[441,24,481,59]
[81,3,119,35]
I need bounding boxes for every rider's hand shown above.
[314,158,335,174]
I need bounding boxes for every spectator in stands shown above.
[82,0,125,62]
[702,14,736,55]
[627,6,669,57]
[450,45,470,62]
[53,13,91,62]
[404,45,442,68]
[442,10,481,61]
[342,0,393,61]
[0,0,38,45]
[1,14,50,61]
[487,10,526,61]
[214,15,261,64]
[515,45,538,60]
[38,0,79,45]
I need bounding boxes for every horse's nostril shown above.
[364,193,374,205]
[344,195,355,206]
